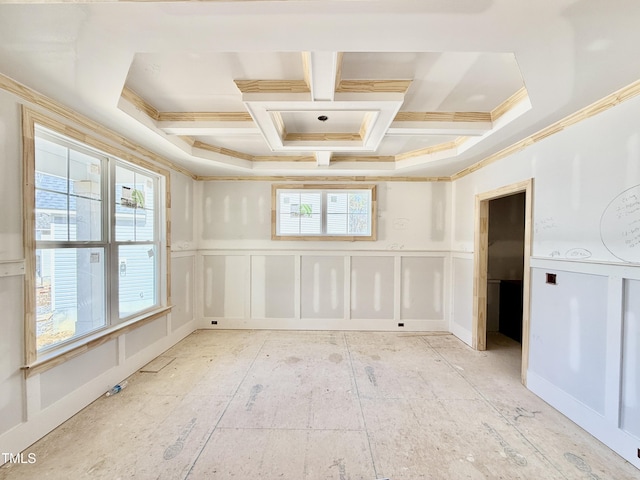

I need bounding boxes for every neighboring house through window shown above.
[31,124,166,355]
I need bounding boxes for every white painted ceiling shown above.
[1,0,640,178]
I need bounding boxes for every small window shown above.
[272,185,376,240]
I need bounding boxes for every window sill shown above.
[23,306,173,377]
[272,235,376,241]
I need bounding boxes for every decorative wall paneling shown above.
[449,252,474,345]
[198,250,449,332]
[528,257,640,470]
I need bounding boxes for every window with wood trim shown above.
[272,184,376,240]
[28,124,166,356]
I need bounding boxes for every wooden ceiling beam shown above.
[157,112,253,122]
[284,132,362,142]
[335,79,412,94]
[234,80,310,94]
[394,111,492,122]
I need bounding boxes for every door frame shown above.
[472,179,533,385]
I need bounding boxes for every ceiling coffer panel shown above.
[121,51,528,170]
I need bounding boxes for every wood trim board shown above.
[472,179,533,385]
[21,106,173,375]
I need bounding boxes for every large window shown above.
[33,126,164,353]
[272,185,376,240]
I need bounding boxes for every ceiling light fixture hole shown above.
[317,115,329,122]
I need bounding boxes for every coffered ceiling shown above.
[1,1,640,179]
[120,51,526,170]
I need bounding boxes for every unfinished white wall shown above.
[170,171,197,334]
[197,180,451,331]
[0,89,24,445]
[452,93,640,469]
[171,171,196,252]
[199,181,450,251]
[0,88,198,462]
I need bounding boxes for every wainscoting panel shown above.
[200,250,448,332]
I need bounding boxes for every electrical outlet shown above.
[211,320,218,325]
[546,273,557,285]
[398,323,404,327]
[637,447,639,459]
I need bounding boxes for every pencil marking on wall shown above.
[364,366,378,386]
[482,422,527,466]
[534,216,558,234]
[393,218,410,230]
[563,452,603,480]
[565,248,592,260]
[403,267,411,309]
[331,267,338,310]
[313,262,320,313]
[163,417,196,460]
[601,184,640,263]
[373,272,382,312]
[246,384,264,411]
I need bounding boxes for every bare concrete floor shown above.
[1,331,638,479]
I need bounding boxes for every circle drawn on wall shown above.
[600,184,640,263]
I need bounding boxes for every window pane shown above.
[71,197,102,242]
[349,214,370,235]
[279,213,300,235]
[116,165,137,241]
[348,192,369,214]
[348,192,371,235]
[300,213,322,234]
[35,136,68,194]
[36,135,104,242]
[36,247,106,351]
[36,190,69,241]
[69,149,102,241]
[300,192,321,214]
[327,213,347,234]
[135,205,155,242]
[69,149,102,200]
[327,193,348,214]
[327,192,348,234]
[278,192,302,235]
[327,191,371,235]
[119,244,157,318]
[136,173,155,241]
[35,171,67,194]
[135,173,155,212]
[277,190,322,235]
[116,165,155,242]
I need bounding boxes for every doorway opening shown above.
[472,179,532,385]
